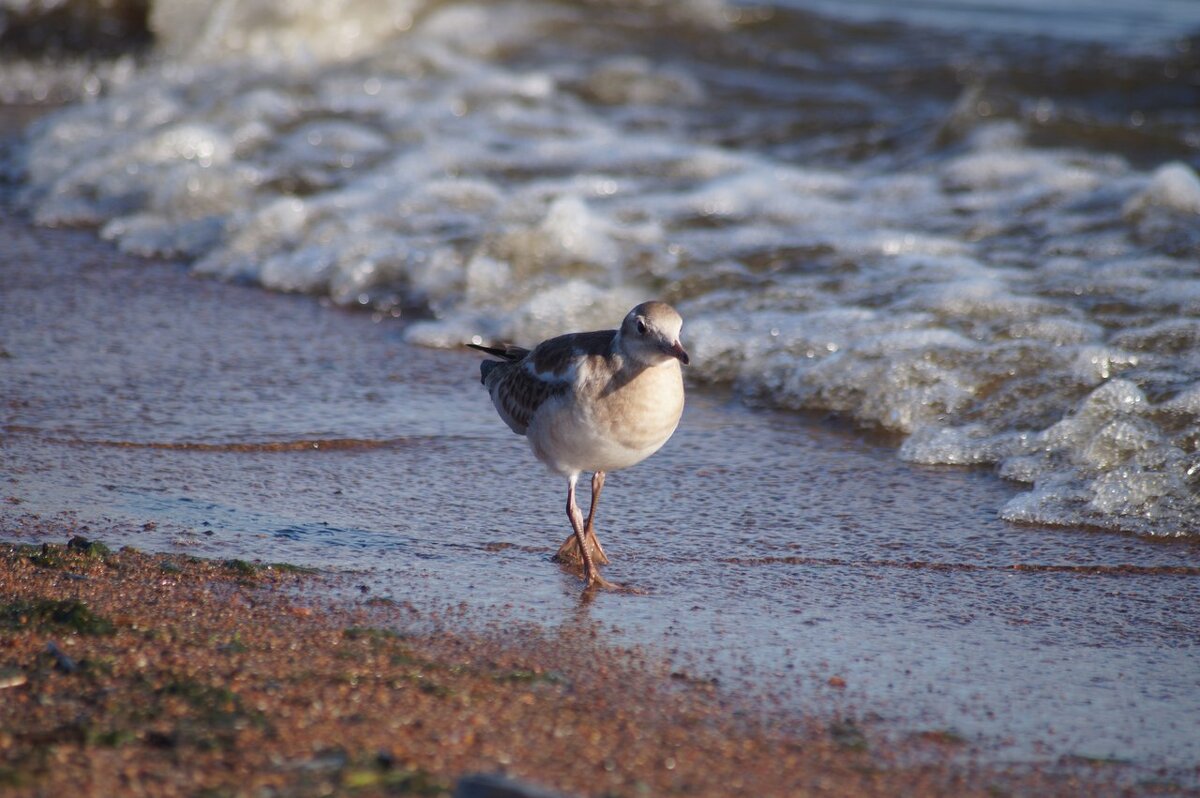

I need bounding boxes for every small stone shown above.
[46,641,79,674]
[0,668,27,689]
[454,773,568,798]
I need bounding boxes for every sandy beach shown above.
[0,526,1136,798]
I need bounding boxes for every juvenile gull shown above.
[469,301,689,589]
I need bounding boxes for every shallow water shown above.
[778,0,1200,47]
[3,216,1198,779]
[7,0,1200,539]
[3,0,1200,781]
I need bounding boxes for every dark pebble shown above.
[454,773,568,798]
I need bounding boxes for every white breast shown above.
[526,359,684,476]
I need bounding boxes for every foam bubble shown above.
[899,424,1026,465]
[1124,162,1200,216]
[151,0,421,62]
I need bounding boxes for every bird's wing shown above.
[528,329,614,377]
[484,360,569,435]
[482,329,616,435]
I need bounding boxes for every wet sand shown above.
[1,205,1199,793]
[0,530,1135,797]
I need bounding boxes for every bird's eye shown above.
[636,319,647,335]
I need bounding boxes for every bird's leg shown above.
[553,471,609,565]
[583,470,609,565]
[566,474,614,589]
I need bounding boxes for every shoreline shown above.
[0,524,1127,797]
[2,129,1198,788]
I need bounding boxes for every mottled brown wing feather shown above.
[475,329,615,435]
[483,360,569,435]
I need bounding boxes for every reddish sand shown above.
[0,521,1135,797]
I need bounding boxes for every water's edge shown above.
[3,205,1198,782]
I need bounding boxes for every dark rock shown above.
[46,641,78,674]
[454,773,569,798]
[67,536,112,558]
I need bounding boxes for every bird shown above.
[469,301,689,589]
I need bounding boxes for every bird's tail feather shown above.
[467,342,528,361]
[468,342,529,385]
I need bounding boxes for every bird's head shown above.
[618,301,689,367]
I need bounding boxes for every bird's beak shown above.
[665,340,690,365]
